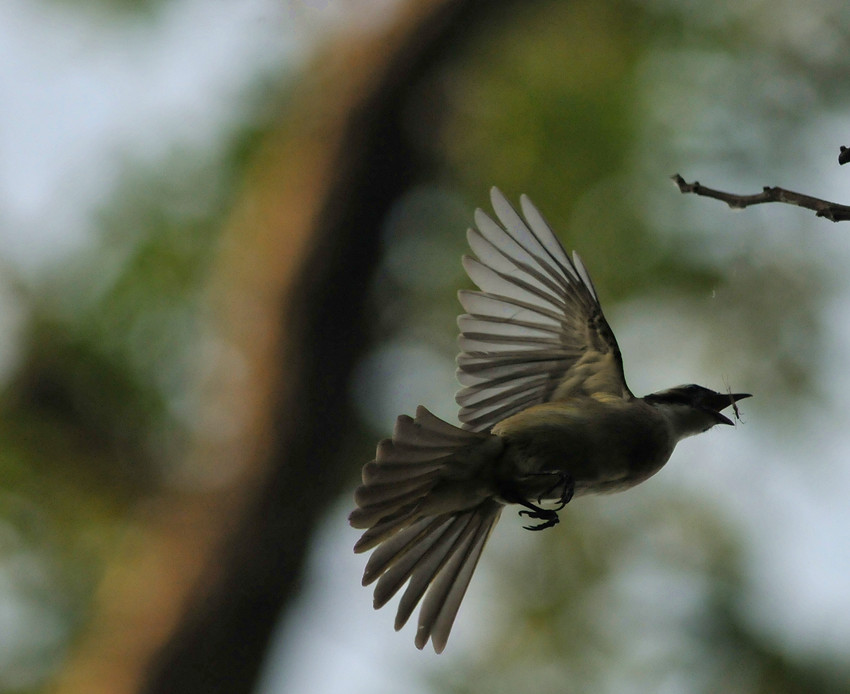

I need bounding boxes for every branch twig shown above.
[671,173,850,223]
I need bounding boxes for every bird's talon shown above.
[523,516,559,531]
[500,473,573,532]
[517,506,560,531]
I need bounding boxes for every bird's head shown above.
[644,384,751,439]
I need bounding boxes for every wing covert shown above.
[455,188,631,432]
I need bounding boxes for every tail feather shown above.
[378,438,458,463]
[361,458,445,484]
[353,471,441,508]
[362,515,444,586]
[352,505,421,552]
[349,406,503,652]
[400,406,481,441]
[415,502,499,653]
[393,511,478,631]
[368,516,452,604]
[393,502,502,651]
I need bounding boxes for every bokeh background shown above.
[2,0,850,692]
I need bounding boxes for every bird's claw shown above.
[538,471,574,511]
[499,471,575,532]
[519,507,561,531]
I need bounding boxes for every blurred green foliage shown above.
[355,1,850,693]
[0,122,264,690]
[44,0,169,15]
[3,0,850,691]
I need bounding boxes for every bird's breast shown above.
[492,399,675,497]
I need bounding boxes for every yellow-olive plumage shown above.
[349,188,749,653]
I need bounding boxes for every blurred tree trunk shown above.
[49,0,512,693]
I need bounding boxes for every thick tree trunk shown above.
[50,1,511,692]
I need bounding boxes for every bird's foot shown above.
[518,506,561,531]
[500,472,575,531]
[537,471,575,511]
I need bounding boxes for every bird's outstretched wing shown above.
[456,187,631,432]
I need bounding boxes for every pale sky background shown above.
[2,1,850,692]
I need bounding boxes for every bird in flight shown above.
[349,187,749,653]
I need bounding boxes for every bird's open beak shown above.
[705,392,752,425]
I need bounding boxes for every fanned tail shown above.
[349,406,504,652]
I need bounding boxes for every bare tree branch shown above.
[671,173,850,223]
